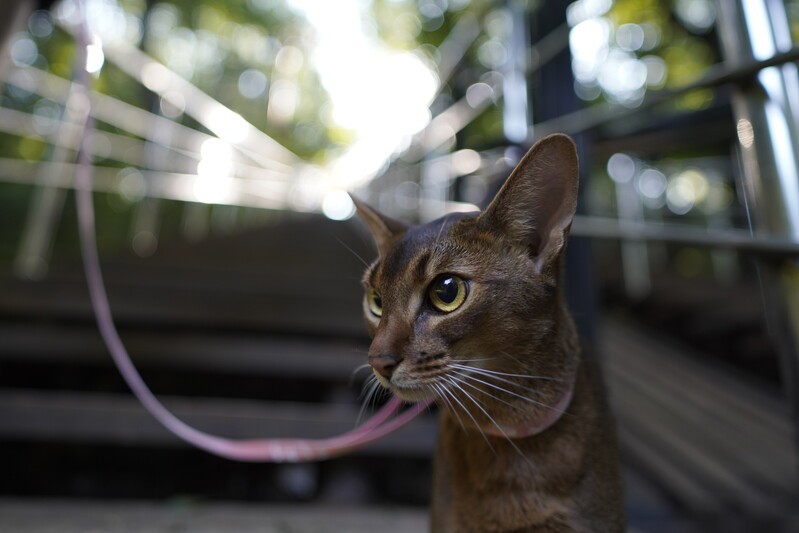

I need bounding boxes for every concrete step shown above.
[0,321,368,382]
[0,388,436,457]
[601,317,797,515]
[0,499,428,533]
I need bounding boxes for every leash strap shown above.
[70,1,428,462]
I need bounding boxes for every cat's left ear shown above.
[350,195,409,256]
[477,133,578,274]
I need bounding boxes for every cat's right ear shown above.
[477,134,579,274]
[350,195,409,256]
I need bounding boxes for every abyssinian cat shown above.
[353,134,625,532]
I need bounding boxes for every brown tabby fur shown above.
[354,134,625,532]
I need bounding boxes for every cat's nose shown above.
[369,354,403,379]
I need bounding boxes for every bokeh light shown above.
[321,190,356,221]
[607,153,636,184]
[567,0,716,107]
[194,139,235,204]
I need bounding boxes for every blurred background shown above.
[0,0,798,531]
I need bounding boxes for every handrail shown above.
[571,215,799,257]
[530,46,799,140]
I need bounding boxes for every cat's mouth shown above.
[374,372,436,403]
[390,383,436,402]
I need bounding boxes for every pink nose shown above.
[369,354,403,379]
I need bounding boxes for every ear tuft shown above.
[477,133,579,273]
[350,194,409,256]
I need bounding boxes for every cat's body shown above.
[354,134,624,532]
[432,349,624,532]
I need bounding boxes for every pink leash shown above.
[70,2,429,462]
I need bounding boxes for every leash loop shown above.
[70,1,428,462]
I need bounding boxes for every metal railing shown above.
[363,0,799,465]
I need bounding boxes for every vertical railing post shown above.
[528,0,598,343]
[502,0,531,143]
[716,0,799,454]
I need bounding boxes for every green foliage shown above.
[0,185,33,262]
[606,0,717,110]
[609,0,667,27]
[0,0,734,268]
[787,1,799,43]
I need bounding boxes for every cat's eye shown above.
[428,275,467,313]
[366,288,383,317]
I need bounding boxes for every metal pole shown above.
[571,215,799,256]
[528,0,598,343]
[715,0,799,452]
[0,0,35,79]
[528,44,799,142]
[502,0,530,143]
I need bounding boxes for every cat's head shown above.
[353,134,579,425]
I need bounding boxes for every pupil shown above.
[373,295,382,308]
[436,277,457,303]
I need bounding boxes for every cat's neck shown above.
[481,380,574,439]
[480,304,580,432]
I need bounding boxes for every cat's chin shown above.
[387,384,436,403]
[373,373,435,402]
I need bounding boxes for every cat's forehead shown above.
[369,212,478,287]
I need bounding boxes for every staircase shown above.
[0,214,436,503]
[0,213,796,530]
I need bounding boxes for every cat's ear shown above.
[477,133,578,274]
[350,195,409,256]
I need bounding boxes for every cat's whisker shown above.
[357,375,381,425]
[374,383,390,403]
[335,236,371,268]
[498,350,527,367]
[439,376,495,452]
[432,382,466,431]
[352,363,372,375]
[427,215,459,277]
[368,376,390,407]
[452,370,566,415]
[358,373,377,399]
[350,363,373,386]
[448,376,532,465]
[451,363,560,382]
[447,371,524,412]
[450,365,560,398]
[443,375,530,461]
[451,369,550,399]
[430,215,450,263]
[453,369,543,402]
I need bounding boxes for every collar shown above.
[483,383,574,439]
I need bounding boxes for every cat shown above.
[353,133,625,532]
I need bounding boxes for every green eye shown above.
[366,288,383,317]
[428,275,467,313]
